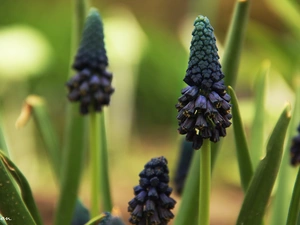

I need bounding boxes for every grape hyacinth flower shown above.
[128,156,176,225]
[66,9,114,115]
[290,124,300,166]
[176,15,232,149]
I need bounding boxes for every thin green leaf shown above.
[0,151,43,225]
[23,96,61,178]
[236,104,291,225]
[250,61,269,168]
[222,0,251,88]
[0,112,9,157]
[228,86,253,192]
[0,217,7,225]
[287,167,300,225]
[0,152,37,225]
[54,105,87,225]
[248,22,295,88]
[270,76,300,225]
[84,213,106,225]
[211,0,251,168]
[54,0,88,224]
[173,149,200,225]
[266,0,300,38]
[17,95,90,224]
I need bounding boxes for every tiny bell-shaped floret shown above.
[128,156,176,225]
[66,8,114,115]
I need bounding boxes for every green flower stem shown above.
[286,167,300,225]
[99,112,112,211]
[199,140,211,225]
[89,110,101,217]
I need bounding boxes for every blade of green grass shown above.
[22,96,61,177]
[54,105,87,225]
[211,0,251,168]
[236,104,291,225]
[271,75,300,225]
[0,151,43,225]
[16,95,90,225]
[222,0,251,88]
[250,61,269,169]
[0,111,9,157]
[0,152,37,225]
[173,150,200,225]
[0,218,7,225]
[84,213,106,225]
[265,0,300,38]
[287,167,300,225]
[228,86,253,192]
[54,0,88,224]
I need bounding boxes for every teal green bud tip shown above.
[184,15,224,90]
[73,8,108,71]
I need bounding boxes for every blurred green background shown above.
[0,0,299,224]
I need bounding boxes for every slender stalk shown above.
[99,112,112,211]
[199,140,211,225]
[89,111,101,217]
[286,167,300,225]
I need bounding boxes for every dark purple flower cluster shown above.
[128,157,176,225]
[176,15,232,149]
[66,9,114,115]
[290,125,300,166]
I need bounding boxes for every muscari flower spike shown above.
[66,8,114,115]
[176,15,232,150]
[128,156,176,225]
[290,124,300,166]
